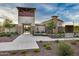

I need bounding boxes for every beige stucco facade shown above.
[34,24,46,33]
[42,16,64,33]
[17,7,36,34]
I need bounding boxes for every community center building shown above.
[0,7,76,37]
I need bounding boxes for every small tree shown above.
[0,22,2,32]
[57,42,74,56]
[3,18,15,32]
[47,20,55,34]
[74,26,79,33]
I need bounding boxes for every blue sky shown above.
[0,3,79,25]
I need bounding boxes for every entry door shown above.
[23,24,31,33]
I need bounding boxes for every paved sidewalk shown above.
[0,32,79,51]
[34,36,79,41]
[0,33,39,51]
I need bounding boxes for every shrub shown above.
[43,44,47,47]
[5,32,11,37]
[71,41,77,45]
[76,40,79,42]
[20,50,27,54]
[55,40,60,43]
[39,40,43,43]
[57,42,74,56]
[0,32,11,37]
[45,45,51,50]
[11,51,17,55]
[13,32,19,35]
[34,49,40,53]
[0,32,5,37]
[43,43,51,50]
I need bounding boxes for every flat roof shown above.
[17,7,36,10]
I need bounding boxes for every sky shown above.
[0,3,79,25]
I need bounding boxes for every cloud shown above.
[65,22,73,25]
[35,15,51,24]
[0,8,18,24]
[0,3,79,25]
[41,4,53,11]
[0,3,37,24]
[40,4,57,11]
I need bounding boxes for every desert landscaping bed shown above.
[0,40,79,56]
[0,35,18,42]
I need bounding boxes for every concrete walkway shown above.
[34,36,79,41]
[0,33,39,51]
[0,32,79,51]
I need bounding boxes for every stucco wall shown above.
[34,25,45,33]
[18,16,35,26]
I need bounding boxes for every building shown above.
[42,16,64,33]
[34,24,46,33]
[0,7,64,36]
[16,7,36,34]
[0,7,46,34]
[65,25,74,37]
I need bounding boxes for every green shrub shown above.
[55,40,60,43]
[5,32,11,37]
[0,32,11,37]
[20,50,27,54]
[11,32,18,35]
[34,49,40,53]
[0,33,3,37]
[57,42,74,56]
[0,32,6,37]
[45,45,51,50]
[39,40,43,43]
[43,43,51,50]
[43,44,47,47]
[43,43,50,47]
